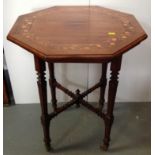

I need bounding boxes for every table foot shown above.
[45,142,52,152]
[45,142,54,152]
[100,144,108,151]
[41,116,51,151]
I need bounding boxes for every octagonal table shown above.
[7,6,147,151]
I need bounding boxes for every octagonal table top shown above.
[7,6,147,62]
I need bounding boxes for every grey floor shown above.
[4,102,150,155]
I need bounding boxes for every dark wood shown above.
[81,100,105,119]
[101,55,122,151]
[7,6,148,152]
[7,6,147,63]
[99,63,108,111]
[48,79,106,120]
[3,70,15,106]
[56,80,101,100]
[3,79,9,105]
[56,81,75,98]
[80,82,101,98]
[49,98,79,119]
[3,50,15,106]
[48,63,57,112]
[34,56,52,151]
[75,89,80,108]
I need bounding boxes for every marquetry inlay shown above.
[7,6,147,61]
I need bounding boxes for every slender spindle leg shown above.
[101,56,122,151]
[99,63,108,111]
[76,89,80,108]
[34,56,51,151]
[48,63,57,112]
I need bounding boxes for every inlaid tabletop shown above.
[7,6,147,62]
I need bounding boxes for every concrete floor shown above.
[4,102,150,155]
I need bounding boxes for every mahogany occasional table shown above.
[7,6,147,152]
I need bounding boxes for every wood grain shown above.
[7,6,147,62]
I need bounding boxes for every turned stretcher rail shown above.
[49,81,105,120]
[81,100,106,120]
[49,98,78,119]
[56,81,101,98]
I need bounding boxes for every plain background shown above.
[3,0,151,104]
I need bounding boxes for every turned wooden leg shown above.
[101,56,122,151]
[76,89,80,108]
[34,56,52,151]
[48,63,57,112]
[99,63,108,111]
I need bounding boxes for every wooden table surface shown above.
[6,6,148,151]
[7,6,147,62]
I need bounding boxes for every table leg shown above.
[101,56,122,151]
[99,63,107,111]
[48,63,57,112]
[34,56,51,151]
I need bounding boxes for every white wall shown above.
[88,0,151,102]
[3,0,151,104]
